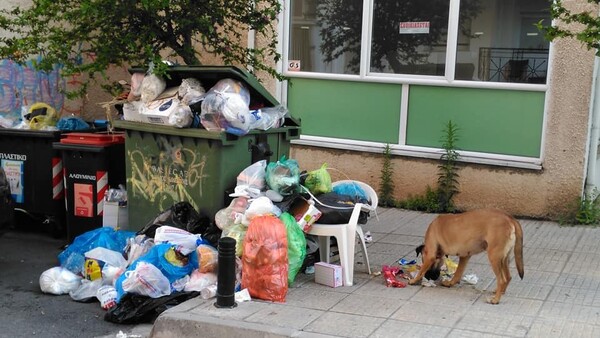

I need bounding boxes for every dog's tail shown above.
[512,217,524,279]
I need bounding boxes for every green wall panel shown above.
[287,78,401,143]
[406,86,544,157]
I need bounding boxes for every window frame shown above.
[281,0,549,91]
[279,0,552,170]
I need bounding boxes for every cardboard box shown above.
[315,262,343,287]
[139,87,180,125]
[289,197,322,233]
[103,201,128,230]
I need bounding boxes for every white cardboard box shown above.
[314,262,343,288]
[103,201,128,230]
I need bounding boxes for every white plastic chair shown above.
[306,180,378,286]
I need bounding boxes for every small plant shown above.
[396,120,461,213]
[379,144,397,207]
[436,120,461,213]
[397,185,439,212]
[561,189,600,226]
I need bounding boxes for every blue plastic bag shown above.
[332,182,369,202]
[115,244,199,302]
[56,116,90,131]
[58,227,136,275]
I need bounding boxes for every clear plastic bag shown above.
[39,267,82,295]
[248,105,288,131]
[154,225,203,255]
[200,78,251,134]
[121,262,171,298]
[140,74,166,103]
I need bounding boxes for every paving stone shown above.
[285,287,349,311]
[390,300,467,327]
[546,286,600,307]
[329,293,403,318]
[371,319,451,337]
[528,318,600,337]
[538,301,600,326]
[244,304,324,330]
[303,312,385,338]
[454,310,533,337]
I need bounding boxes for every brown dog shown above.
[408,208,524,304]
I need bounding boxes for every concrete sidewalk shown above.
[147,207,600,338]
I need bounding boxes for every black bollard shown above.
[214,237,237,308]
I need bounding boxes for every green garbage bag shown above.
[304,163,332,195]
[280,212,307,285]
[265,155,300,196]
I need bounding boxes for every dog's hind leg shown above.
[487,252,507,304]
[499,255,511,294]
[441,256,470,287]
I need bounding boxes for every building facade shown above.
[278,0,598,219]
[2,0,597,219]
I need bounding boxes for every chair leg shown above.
[335,232,354,286]
[318,236,331,264]
[356,226,372,275]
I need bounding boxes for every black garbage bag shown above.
[104,291,200,324]
[313,192,370,224]
[137,201,210,238]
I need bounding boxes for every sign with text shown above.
[288,60,301,72]
[399,21,430,34]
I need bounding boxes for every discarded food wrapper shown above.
[398,258,417,266]
[382,265,406,288]
[235,288,252,302]
[443,257,457,274]
[462,274,478,285]
[421,277,437,287]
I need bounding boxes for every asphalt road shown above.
[0,219,151,338]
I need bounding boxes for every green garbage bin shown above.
[113,66,300,231]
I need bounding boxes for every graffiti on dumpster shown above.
[127,137,208,212]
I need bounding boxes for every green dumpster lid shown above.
[129,65,279,109]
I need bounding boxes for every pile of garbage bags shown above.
[0,102,92,131]
[121,70,289,135]
[38,156,374,324]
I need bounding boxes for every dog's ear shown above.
[415,244,424,257]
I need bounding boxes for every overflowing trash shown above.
[38,156,378,324]
[119,69,290,135]
[0,101,94,131]
[390,256,479,288]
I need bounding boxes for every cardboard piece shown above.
[315,262,343,288]
[288,197,322,233]
[103,201,128,230]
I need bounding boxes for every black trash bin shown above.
[112,65,300,231]
[54,132,126,242]
[0,129,68,234]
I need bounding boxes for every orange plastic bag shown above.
[241,215,288,302]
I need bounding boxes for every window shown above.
[288,0,363,74]
[370,0,450,76]
[286,0,550,84]
[458,0,550,83]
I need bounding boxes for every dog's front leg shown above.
[409,254,436,285]
[441,256,470,287]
